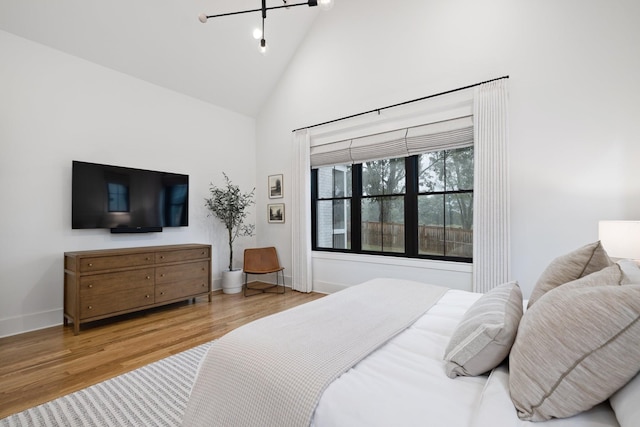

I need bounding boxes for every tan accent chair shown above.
[243,247,285,297]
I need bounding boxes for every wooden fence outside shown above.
[361,221,472,257]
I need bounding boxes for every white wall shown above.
[0,31,257,337]
[3,1,639,337]
[255,0,640,296]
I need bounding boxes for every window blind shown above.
[310,115,473,167]
[349,129,407,163]
[309,140,352,168]
[405,116,473,155]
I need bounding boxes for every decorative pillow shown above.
[509,282,640,421]
[610,372,640,427]
[443,281,522,378]
[527,241,611,308]
[618,259,640,284]
[555,264,622,291]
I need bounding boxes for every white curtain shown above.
[472,79,511,292]
[291,129,313,292]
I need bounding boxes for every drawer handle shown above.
[146,294,151,298]
[161,274,165,277]
[88,263,93,267]
[146,257,151,261]
[88,284,93,288]
[160,291,165,295]
[202,283,206,287]
[160,255,165,259]
[146,275,151,280]
[88,305,93,310]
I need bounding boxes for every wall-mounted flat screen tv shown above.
[72,161,189,233]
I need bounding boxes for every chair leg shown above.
[271,270,285,294]
[244,272,265,297]
[278,270,285,294]
[243,271,286,296]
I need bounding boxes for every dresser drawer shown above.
[80,286,155,319]
[80,252,155,273]
[156,261,209,284]
[80,268,155,297]
[156,280,209,303]
[155,248,210,264]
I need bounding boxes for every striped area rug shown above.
[1,341,213,427]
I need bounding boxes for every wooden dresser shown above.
[64,243,211,334]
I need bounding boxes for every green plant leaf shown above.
[204,172,255,270]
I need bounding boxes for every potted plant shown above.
[205,173,255,294]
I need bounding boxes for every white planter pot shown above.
[221,269,243,294]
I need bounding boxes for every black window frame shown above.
[311,154,473,263]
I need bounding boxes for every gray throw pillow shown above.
[527,241,611,308]
[509,277,640,421]
[444,281,522,378]
[553,264,621,291]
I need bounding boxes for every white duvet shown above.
[312,289,619,427]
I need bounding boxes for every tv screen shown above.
[72,161,189,232]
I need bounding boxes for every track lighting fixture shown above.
[198,0,334,54]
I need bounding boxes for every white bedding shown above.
[183,279,447,427]
[312,289,620,427]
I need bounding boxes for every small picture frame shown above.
[268,174,283,199]
[268,203,285,223]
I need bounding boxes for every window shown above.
[314,165,352,249]
[312,146,473,262]
[417,147,473,258]
[361,158,406,253]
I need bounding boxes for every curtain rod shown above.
[292,75,509,133]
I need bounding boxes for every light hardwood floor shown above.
[0,285,325,419]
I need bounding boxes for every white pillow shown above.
[617,259,640,284]
[610,372,640,427]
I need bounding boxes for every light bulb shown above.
[253,28,263,40]
[318,0,334,10]
[260,39,268,55]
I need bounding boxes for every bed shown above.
[182,240,639,427]
[2,241,639,427]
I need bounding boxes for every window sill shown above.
[312,251,472,273]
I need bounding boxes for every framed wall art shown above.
[268,174,283,199]
[268,203,285,223]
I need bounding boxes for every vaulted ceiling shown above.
[0,0,320,117]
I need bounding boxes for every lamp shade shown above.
[598,221,640,259]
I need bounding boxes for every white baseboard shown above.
[0,309,63,338]
[311,280,345,294]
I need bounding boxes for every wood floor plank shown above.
[0,286,324,419]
